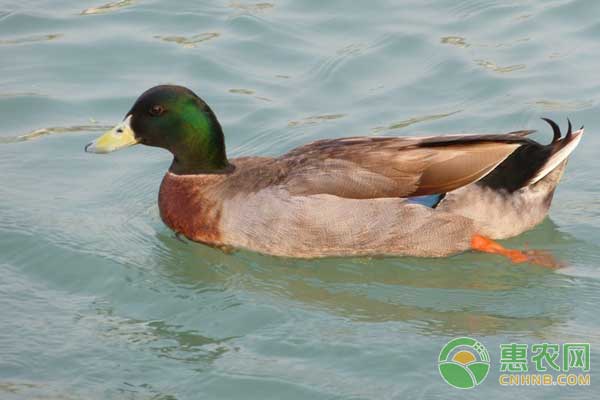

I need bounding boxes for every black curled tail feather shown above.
[478,118,580,192]
[541,118,562,143]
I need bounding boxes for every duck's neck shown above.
[168,122,230,175]
[169,151,230,175]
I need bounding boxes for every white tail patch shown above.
[528,129,584,185]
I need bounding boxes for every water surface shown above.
[1,0,599,398]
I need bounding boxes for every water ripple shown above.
[529,99,595,111]
[155,32,220,48]
[287,113,345,127]
[372,110,462,133]
[228,2,274,14]
[80,0,135,15]
[0,124,111,144]
[0,33,62,45]
[475,59,527,73]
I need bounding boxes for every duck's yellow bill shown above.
[85,115,138,153]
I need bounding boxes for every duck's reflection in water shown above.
[152,218,581,337]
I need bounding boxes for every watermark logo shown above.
[438,337,491,389]
[438,338,591,388]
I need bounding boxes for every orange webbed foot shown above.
[471,234,563,269]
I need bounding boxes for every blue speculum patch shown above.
[407,194,443,208]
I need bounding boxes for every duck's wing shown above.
[281,131,536,199]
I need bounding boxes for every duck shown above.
[85,85,583,265]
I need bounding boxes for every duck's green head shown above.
[85,85,229,174]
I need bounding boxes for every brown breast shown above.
[158,172,224,245]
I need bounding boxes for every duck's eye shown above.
[149,105,165,116]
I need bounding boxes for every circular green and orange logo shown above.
[438,337,490,389]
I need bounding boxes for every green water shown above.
[1,0,599,398]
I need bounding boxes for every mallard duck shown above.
[85,85,583,265]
